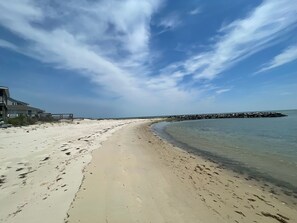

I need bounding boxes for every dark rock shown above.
[167,112,287,121]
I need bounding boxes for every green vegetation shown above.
[7,115,56,126]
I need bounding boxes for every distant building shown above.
[0,86,10,121]
[7,97,44,118]
[1,87,73,121]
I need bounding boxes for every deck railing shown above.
[51,113,74,120]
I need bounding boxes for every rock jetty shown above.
[167,112,287,121]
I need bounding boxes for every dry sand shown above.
[0,119,141,223]
[1,120,297,223]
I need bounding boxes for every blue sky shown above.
[0,0,296,118]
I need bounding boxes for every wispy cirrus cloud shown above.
[189,7,201,15]
[161,0,297,82]
[0,39,19,51]
[0,0,203,115]
[0,0,161,97]
[256,44,297,73]
[0,0,296,116]
[216,88,231,95]
[157,13,181,33]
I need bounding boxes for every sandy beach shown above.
[1,120,297,223]
[0,119,140,223]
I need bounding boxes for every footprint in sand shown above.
[41,157,50,161]
[0,175,6,186]
[136,196,142,204]
[235,210,245,217]
[261,212,289,223]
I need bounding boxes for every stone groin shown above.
[167,112,287,121]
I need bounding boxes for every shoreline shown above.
[1,119,296,222]
[67,121,297,223]
[152,121,297,196]
[150,121,297,208]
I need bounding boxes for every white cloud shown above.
[257,44,297,73]
[158,13,181,30]
[162,0,297,81]
[0,0,162,97]
[189,7,201,15]
[0,0,205,115]
[0,39,19,51]
[0,0,296,116]
[216,88,231,94]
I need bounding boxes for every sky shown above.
[0,0,296,118]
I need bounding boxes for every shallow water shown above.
[153,110,297,190]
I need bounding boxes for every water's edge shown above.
[152,121,297,196]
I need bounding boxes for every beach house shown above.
[7,97,44,118]
[0,86,10,121]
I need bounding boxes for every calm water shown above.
[153,110,297,190]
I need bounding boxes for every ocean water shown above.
[153,110,297,191]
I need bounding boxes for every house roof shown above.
[0,86,10,97]
[8,105,44,113]
[8,97,29,105]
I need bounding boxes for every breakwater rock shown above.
[167,112,287,121]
